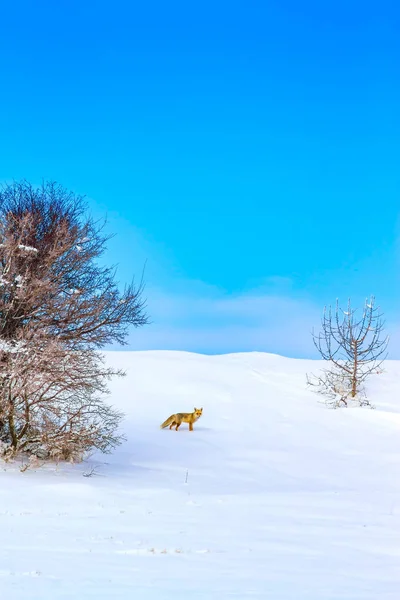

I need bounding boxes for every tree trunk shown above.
[8,411,18,450]
[351,342,358,398]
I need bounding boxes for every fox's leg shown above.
[169,421,175,430]
[189,423,193,431]
[175,423,181,431]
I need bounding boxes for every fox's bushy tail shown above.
[160,415,174,429]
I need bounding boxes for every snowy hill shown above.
[1,351,400,599]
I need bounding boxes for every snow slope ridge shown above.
[1,351,400,599]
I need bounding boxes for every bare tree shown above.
[0,180,148,460]
[307,297,388,407]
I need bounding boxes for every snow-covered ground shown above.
[1,351,400,599]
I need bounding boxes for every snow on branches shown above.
[0,180,148,461]
[307,297,388,408]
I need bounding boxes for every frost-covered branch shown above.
[0,180,148,460]
[308,297,388,408]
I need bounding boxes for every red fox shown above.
[160,407,203,431]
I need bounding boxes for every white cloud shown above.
[125,282,321,357]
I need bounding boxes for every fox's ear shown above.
[194,407,197,411]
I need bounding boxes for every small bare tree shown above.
[0,180,148,460]
[307,297,388,407]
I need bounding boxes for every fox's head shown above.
[193,407,203,418]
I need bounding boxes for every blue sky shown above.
[1,0,400,356]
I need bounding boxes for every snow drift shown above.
[1,351,400,599]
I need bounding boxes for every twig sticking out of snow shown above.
[83,465,101,477]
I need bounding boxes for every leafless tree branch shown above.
[0,180,148,460]
[307,297,388,408]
